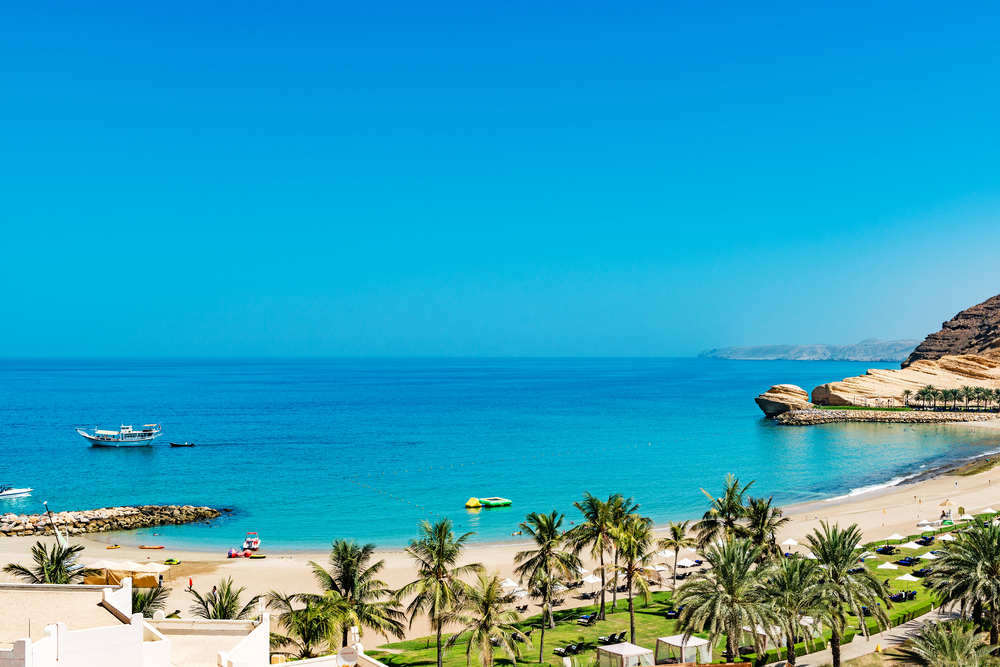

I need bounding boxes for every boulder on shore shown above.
[754,384,812,416]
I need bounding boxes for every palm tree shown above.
[743,496,790,561]
[694,474,752,548]
[187,577,262,619]
[901,389,912,407]
[923,385,938,408]
[916,387,930,408]
[675,539,776,662]
[567,492,618,620]
[925,522,1000,644]
[310,539,405,647]
[658,520,696,589]
[397,519,483,667]
[960,386,974,410]
[2,541,101,584]
[514,510,581,662]
[268,592,348,660]
[608,495,640,611]
[444,571,527,667]
[889,620,995,667]
[763,557,825,667]
[806,522,891,667]
[133,586,172,617]
[604,514,660,643]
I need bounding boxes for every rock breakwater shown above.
[776,409,999,426]
[0,505,221,538]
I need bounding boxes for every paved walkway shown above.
[768,608,958,667]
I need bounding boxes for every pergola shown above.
[596,643,655,667]
[654,636,711,664]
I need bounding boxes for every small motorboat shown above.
[170,442,195,447]
[0,485,32,499]
[242,532,261,551]
[107,544,121,549]
[139,545,164,550]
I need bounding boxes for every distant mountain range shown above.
[699,338,919,362]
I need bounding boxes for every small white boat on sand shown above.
[77,424,162,447]
[0,486,32,498]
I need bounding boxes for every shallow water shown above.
[1,358,997,551]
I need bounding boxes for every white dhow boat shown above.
[76,424,162,447]
[0,486,32,498]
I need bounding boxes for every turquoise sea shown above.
[2,358,998,552]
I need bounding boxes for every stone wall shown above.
[776,409,998,426]
[0,505,220,538]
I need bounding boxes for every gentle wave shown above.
[824,472,923,501]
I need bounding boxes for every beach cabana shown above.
[596,643,654,667]
[654,636,711,664]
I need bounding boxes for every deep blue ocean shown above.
[2,358,998,552]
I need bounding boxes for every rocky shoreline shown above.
[0,505,221,538]
[776,409,999,426]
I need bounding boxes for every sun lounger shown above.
[577,614,597,626]
[554,644,579,656]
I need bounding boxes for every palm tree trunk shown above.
[343,625,349,648]
[539,606,547,663]
[547,592,555,630]
[786,637,796,667]
[611,550,619,610]
[437,619,444,667]
[725,635,735,663]
[627,574,635,644]
[974,600,983,632]
[599,548,607,621]
[673,553,678,590]
[830,629,841,667]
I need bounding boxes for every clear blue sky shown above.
[4,2,1000,357]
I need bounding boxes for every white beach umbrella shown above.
[804,552,818,560]
[920,552,938,560]
[553,584,568,593]
[896,573,920,582]
[575,567,590,576]
[652,564,669,572]
[582,574,602,584]
[680,547,698,554]
[877,562,898,570]
[959,514,976,521]
[499,578,519,589]
[917,520,933,527]
[676,557,697,568]
[87,559,123,570]
[780,538,798,547]
[886,533,906,541]
[656,549,675,559]
[899,541,923,550]
[512,588,528,598]
[938,533,957,541]
[983,508,998,514]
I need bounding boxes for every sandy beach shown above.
[4,420,1000,648]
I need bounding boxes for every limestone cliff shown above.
[754,384,812,416]
[811,355,1000,406]
[904,294,1000,366]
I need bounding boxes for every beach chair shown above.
[599,632,623,644]
[577,614,595,626]
[554,644,578,656]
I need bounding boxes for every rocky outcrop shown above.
[776,409,998,426]
[904,294,1000,367]
[755,384,813,416]
[0,505,220,538]
[811,355,1000,406]
[703,338,919,362]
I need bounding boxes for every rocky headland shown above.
[0,505,221,538]
[756,293,1000,419]
[702,338,918,362]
